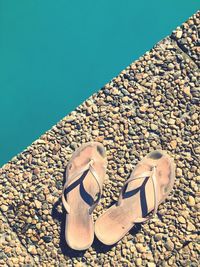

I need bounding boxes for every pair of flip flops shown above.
[62,142,175,250]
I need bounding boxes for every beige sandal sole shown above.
[63,142,107,250]
[95,150,175,245]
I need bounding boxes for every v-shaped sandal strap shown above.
[62,159,102,215]
[117,166,158,223]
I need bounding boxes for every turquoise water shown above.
[0,1,198,166]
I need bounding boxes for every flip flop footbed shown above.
[64,142,107,250]
[95,150,175,245]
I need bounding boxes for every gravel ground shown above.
[0,211,34,266]
[171,11,200,67]
[0,11,199,267]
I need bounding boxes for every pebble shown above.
[187,221,195,231]
[92,130,99,136]
[1,205,8,212]
[153,101,160,107]
[140,105,148,112]
[112,88,119,95]
[183,87,191,97]
[118,167,124,174]
[136,258,142,266]
[191,113,198,121]
[188,196,195,206]
[154,233,163,241]
[135,244,146,253]
[147,263,156,267]
[33,168,40,175]
[26,217,32,224]
[178,216,186,224]
[170,140,177,149]
[150,124,158,131]
[176,29,183,39]
[66,115,75,122]
[34,200,42,209]
[165,239,174,251]
[168,118,176,125]
[28,245,37,255]
[43,236,52,243]
[177,168,183,177]
[168,63,174,70]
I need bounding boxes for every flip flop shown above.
[95,150,175,245]
[62,142,107,250]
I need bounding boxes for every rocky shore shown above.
[0,11,199,267]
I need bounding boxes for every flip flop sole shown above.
[95,150,175,245]
[64,142,107,250]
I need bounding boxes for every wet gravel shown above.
[0,11,199,267]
